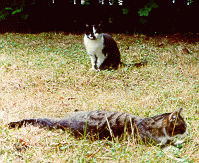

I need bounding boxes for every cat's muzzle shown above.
[87,35,96,40]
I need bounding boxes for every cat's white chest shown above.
[84,35,104,56]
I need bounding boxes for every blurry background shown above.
[0,0,198,35]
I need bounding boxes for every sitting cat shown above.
[84,21,147,70]
[8,108,187,145]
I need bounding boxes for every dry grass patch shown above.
[0,32,198,162]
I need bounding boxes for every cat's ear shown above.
[169,108,183,122]
[98,21,102,27]
[85,23,89,28]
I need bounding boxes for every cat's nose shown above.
[90,33,96,39]
[90,36,96,40]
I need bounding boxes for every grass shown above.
[0,32,198,162]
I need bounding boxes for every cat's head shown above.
[85,21,102,40]
[137,108,188,145]
[165,108,188,140]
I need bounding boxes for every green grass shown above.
[0,32,198,162]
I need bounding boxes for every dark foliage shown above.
[0,0,198,35]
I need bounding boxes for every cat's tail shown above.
[120,60,147,68]
[8,118,66,131]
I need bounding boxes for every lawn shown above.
[0,32,198,162]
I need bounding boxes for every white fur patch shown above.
[84,34,103,55]
[84,33,106,69]
[172,115,177,119]
[158,128,188,145]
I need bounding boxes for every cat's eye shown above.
[174,128,180,132]
[96,29,102,33]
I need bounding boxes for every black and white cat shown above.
[84,22,147,70]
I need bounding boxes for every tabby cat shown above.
[8,108,187,145]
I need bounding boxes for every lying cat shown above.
[84,21,147,70]
[8,108,187,145]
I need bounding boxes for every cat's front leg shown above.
[97,55,106,70]
[89,54,97,70]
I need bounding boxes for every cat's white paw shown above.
[173,140,184,146]
[89,68,100,72]
[89,67,96,71]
